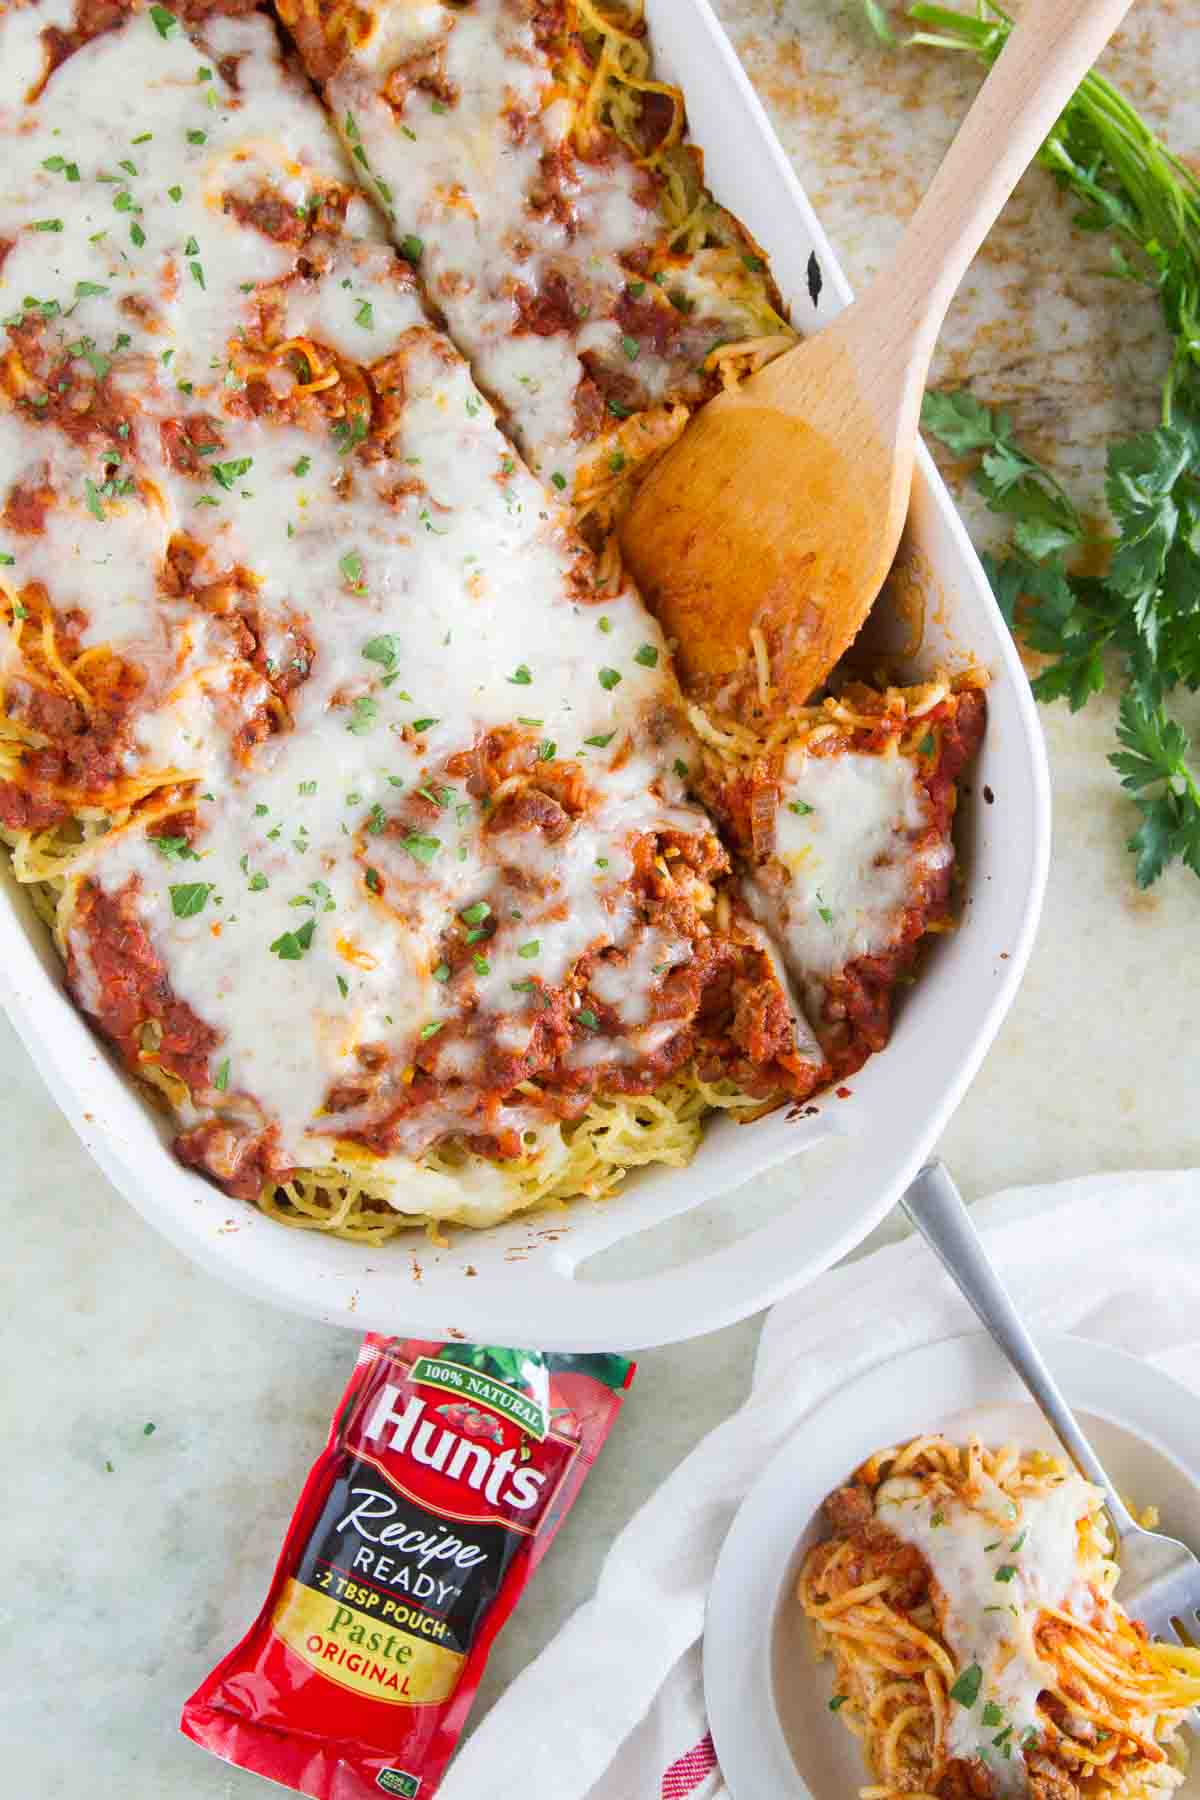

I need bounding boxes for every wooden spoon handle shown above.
[869,0,1135,359]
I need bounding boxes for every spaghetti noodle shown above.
[798,1435,1200,1799]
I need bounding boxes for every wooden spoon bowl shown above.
[621,319,910,716]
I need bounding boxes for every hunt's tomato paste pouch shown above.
[182,1335,635,1798]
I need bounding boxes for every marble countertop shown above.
[4,2,1199,1792]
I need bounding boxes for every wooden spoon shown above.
[619,0,1134,716]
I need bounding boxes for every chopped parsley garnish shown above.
[210,457,252,490]
[550,471,567,491]
[402,833,440,866]
[518,940,540,958]
[293,455,311,477]
[472,954,490,976]
[188,260,205,289]
[598,667,621,690]
[355,299,374,329]
[167,185,182,202]
[270,918,317,960]
[828,1695,847,1713]
[149,4,178,37]
[419,1020,443,1039]
[339,550,365,591]
[362,633,401,669]
[788,799,814,816]
[364,866,382,893]
[673,758,689,779]
[399,234,424,264]
[248,873,268,892]
[620,335,640,361]
[460,902,490,926]
[337,974,349,998]
[74,281,109,299]
[151,835,198,861]
[186,128,207,145]
[577,1008,600,1031]
[347,695,378,734]
[930,1509,945,1527]
[332,413,368,455]
[585,731,615,748]
[410,717,438,733]
[634,643,659,667]
[169,882,212,918]
[72,338,110,380]
[298,780,317,797]
[994,1565,1017,1583]
[1009,1529,1027,1551]
[365,803,386,835]
[597,615,612,633]
[815,891,833,925]
[32,218,64,233]
[537,739,556,761]
[433,962,451,983]
[948,1664,982,1708]
[981,1703,1005,1729]
[508,663,532,685]
[214,1058,230,1092]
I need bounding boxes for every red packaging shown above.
[181,1335,635,1798]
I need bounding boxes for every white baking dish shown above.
[0,0,1050,1350]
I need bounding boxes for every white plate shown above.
[0,0,1050,1349]
[705,1331,1200,1799]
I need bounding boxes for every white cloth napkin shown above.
[441,1170,1200,1800]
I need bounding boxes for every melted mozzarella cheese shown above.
[298,0,762,484]
[4,6,724,1202]
[877,1471,1104,1791]
[744,746,952,988]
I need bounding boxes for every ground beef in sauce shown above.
[822,1483,930,1611]
[67,879,220,1097]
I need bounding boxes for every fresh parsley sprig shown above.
[888,1,1200,888]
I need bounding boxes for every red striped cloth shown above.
[660,1731,718,1798]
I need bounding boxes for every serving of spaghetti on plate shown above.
[0,0,987,1245]
[704,1334,1200,1800]
[801,1436,1200,1799]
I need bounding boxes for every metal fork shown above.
[902,1161,1200,1650]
